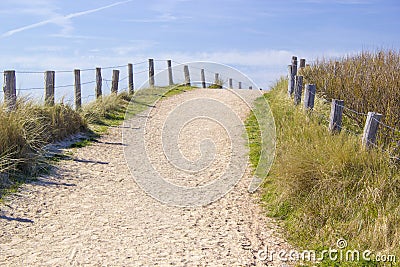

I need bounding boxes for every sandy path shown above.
[0,89,289,266]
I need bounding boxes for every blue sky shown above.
[0,0,399,97]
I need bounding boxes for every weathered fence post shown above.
[201,69,206,88]
[299,58,306,69]
[148,58,155,88]
[294,75,303,105]
[128,63,134,94]
[167,60,174,86]
[287,65,292,97]
[111,69,119,94]
[304,84,316,110]
[183,65,190,86]
[288,56,298,97]
[74,69,81,110]
[329,99,344,133]
[214,73,222,88]
[292,56,298,74]
[362,112,382,149]
[96,67,102,99]
[3,70,16,110]
[44,71,55,106]
[238,82,242,89]
[229,78,233,89]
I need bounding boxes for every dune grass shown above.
[301,49,400,152]
[246,79,399,266]
[0,98,86,193]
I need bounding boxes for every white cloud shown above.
[1,0,133,38]
[157,50,294,67]
[25,45,69,52]
[150,0,191,13]
[113,40,158,55]
[62,0,133,20]
[50,34,116,41]
[126,13,187,23]
[125,0,192,24]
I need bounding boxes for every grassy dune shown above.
[301,49,400,152]
[246,78,399,266]
[0,99,86,186]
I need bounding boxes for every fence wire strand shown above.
[295,61,400,162]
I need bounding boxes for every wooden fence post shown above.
[74,69,81,110]
[214,73,222,88]
[96,67,102,99]
[362,112,382,149]
[112,69,119,94]
[292,56,298,75]
[238,82,242,89]
[148,58,155,88]
[304,84,316,110]
[128,63,134,94]
[167,60,174,86]
[329,99,344,133]
[294,75,303,105]
[287,65,292,97]
[288,56,297,97]
[3,70,16,110]
[184,65,190,86]
[229,78,233,89]
[299,58,306,68]
[201,69,206,88]
[44,71,55,106]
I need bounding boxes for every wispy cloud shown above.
[125,0,192,23]
[159,50,295,67]
[126,13,178,23]
[1,0,133,38]
[50,34,117,41]
[126,13,191,23]
[112,40,158,55]
[25,45,68,53]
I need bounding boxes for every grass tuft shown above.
[0,98,86,194]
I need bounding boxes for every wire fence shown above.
[1,59,257,109]
[289,57,400,162]
[171,60,256,89]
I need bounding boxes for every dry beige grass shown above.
[0,99,86,187]
[301,49,400,154]
[257,79,400,266]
